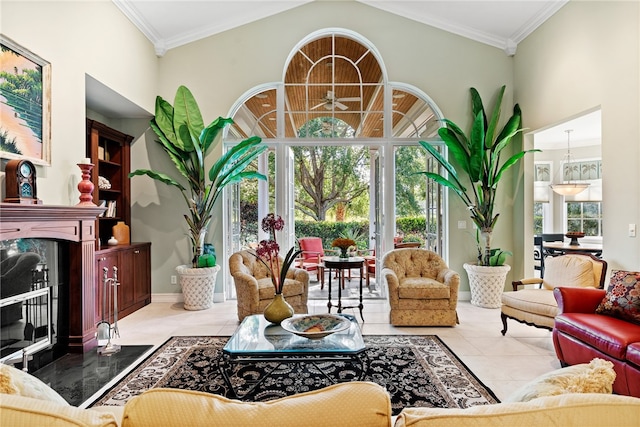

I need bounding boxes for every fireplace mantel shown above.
[1,203,105,352]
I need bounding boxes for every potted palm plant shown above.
[130,85,267,310]
[417,85,538,308]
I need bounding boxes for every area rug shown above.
[90,335,499,415]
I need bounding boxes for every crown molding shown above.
[510,0,568,44]
[112,0,166,56]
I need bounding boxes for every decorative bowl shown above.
[281,314,350,339]
[566,232,585,246]
[565,232,585,238]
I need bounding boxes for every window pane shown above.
[583,202,599,218]
[567,220,581,232]
[583,220,599,236]
[533,202,543,235]
[566,202,581,217]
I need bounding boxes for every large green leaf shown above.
[493,149,540,184]
[440,119,468,147]
[485,85,505,147]
[437,127,471,176]
[215,148,268,190]
[200,117,234,153]
[149,121,190,179]
[209,136,263,183]
[468,111,485,182]
[415,172,467,200]
[153,97,177,145]
[417,140,465,192]
[128,169,186,191]
[176,123,195,152]
[494,104,522,149]
[470,88,487,132]
[173,86,204,149]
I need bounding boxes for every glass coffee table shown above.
[221,314,367,398]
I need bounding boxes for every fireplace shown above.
[0,203,103,370]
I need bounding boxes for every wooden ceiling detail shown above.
[232,35,438,140]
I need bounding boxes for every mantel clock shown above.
[3,159,42,204]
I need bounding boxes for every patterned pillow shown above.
[596,270,640,325]
[0,364,69,405]
[504,358,616,403]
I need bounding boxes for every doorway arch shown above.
[223,28,447,299]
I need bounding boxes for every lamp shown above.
[549,129,589,196]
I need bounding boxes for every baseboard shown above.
[458,291,471,301]
[151,293,182,303]
[151,293,226,303]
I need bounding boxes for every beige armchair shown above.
[500,253,607,335]
[229,250,309,322]
[382,248,459,326]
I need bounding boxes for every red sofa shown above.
[553,287,640,397]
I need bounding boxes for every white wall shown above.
[1,0,158,206]
[515,1,640,273]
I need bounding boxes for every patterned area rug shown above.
[90,335,499,415]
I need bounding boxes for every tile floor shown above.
[111,295,561,403]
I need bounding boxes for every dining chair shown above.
[533,235,543,276]
[297,237,326,288]
[541,233,565,276]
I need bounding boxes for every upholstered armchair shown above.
[382,248,459,326]
[297,237,326,288]
[500,253,607,335]
[229,250,309,322]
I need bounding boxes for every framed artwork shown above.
[0,35,51,166]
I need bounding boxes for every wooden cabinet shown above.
[95,243,151,323]
[86,119,133,248]
[87,119,151,324]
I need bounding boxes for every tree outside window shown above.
[567,201,602,237]
[533,202,544,235]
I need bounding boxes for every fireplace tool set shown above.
[97,266,120,356]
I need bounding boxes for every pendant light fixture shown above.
[549,129,590,196]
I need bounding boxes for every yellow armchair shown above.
[229,250,309,322]
[382,248,459,326]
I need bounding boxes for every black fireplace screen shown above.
[1,239,67,367]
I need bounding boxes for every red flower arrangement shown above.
[253,213,301,294]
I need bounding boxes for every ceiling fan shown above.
[310,90,360,111]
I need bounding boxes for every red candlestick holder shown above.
[77,162,97,206]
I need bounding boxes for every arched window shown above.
[224,29,447,299]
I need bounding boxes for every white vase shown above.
[463,263,511,309]
[176,264,220,310]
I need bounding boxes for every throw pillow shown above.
[0,364,69,406]
[504,358,616,403]
[595,270,640,325]
[542,255,594,290]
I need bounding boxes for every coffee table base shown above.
[218,352,369,399]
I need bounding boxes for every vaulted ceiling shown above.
[96,1,597,145]
[114,0,568,56]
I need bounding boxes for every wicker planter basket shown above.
[463,263,511,309]
[176,265,220,310]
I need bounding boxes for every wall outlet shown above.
[171,275,177,285]
[457,220,467,229]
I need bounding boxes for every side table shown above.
[324,256,365,321]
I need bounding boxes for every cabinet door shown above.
[95,252,119,326]
[132,244,151,305]
[118,248,136,313]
